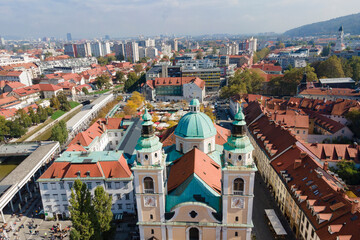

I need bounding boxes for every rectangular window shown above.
[53,194,59,202]
[43,183,48,190]
[59,182,64,190]
[45,194,50,202]
[61,194,67,201]
[110,141,113,145]
[125,193,130,200]
[51,183,56,190]
[64,205,68,211]
[126,203,131,209]
[87,182,92,189]
[115,133,118,137]
[116,194,121,200]
[107,182,112,189]
[115,182,121,189]
[68,182,73,189]
[123,181,129,189]
[116,141,119,145]
[96,182,101,186]
[118,204,122,210]
[306,221,309,229]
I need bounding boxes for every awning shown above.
[264,209,287,235]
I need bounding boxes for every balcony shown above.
[144,189,154,194]
[233,190,244,195]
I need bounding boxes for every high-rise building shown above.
[173,38,179,52]
[125,42,139,63]
[76,43,92,57]
[66,33,72,41]
[133,102,256,240]
[114,43,125,58]
[248,37,257,53]
[64,44,77,57]
[101,42,111,56]
[90,42,103,57]
[0,37,5,45]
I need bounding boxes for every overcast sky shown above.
[1,0,359,39]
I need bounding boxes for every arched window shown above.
[145,154,149,160]
[238,155,242,161]
[155,153,158,158]
[189,227,199,240]
[228,153,231,159]
[180,143,183,153]
[233,178,244,195]
[208,143,211,153]
[144,177,154,193]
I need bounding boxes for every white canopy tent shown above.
[265,209,287,235]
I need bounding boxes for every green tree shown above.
[321,44,331,57]
[50,96,61,110]
[133,64,143,75]
[0,116,10,141]
[70,229,81,240]
[69,180,94,240]
[6,119,26,138]
[341,58,353,78]
[116,54,125,61]
[124,72,138,92]
[82,87,89,95]
[220,69,264,98]
[95,74,110,89]
[92,186,113,239]
[97,56,108,66]
[28,108,40,125]
[275,41,285,49]
[46,107,54,116]
[253,47,270,63]
[57,92,71,111]
[314,55,344,79]
[346,109,360,138]
[195,50,203,59]
[330,160,360,185]
[16,108,32,128]
[269,65,318,96]
[50,120,68,144]
[115,71,125,84]
[348,56,360,82]
[37,105,48,122]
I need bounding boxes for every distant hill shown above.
[284,13,360,37]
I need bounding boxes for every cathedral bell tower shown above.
[221,107,257,240]
[132,109,167,240]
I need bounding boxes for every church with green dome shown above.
[132,99,257,240]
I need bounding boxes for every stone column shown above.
[0,209,5,223]
[18,190,23,202]
[26,182,33,198]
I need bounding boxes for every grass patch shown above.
[114,84,124,89]
[51,110,66,120]
[69,101,80,108]
[90,89,111,95]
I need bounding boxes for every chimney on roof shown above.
[294,159,302,169]
[351,200,359,214]
[323,161,328,171]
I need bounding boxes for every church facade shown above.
[132,99,257,240]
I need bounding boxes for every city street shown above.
[252,172,296,240]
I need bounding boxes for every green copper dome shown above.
[142,109,152,121]
[190,99,200,106]
[233,107,246,126]
[175,111,217,139]
[223,135,254,153]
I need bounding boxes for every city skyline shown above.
[1,0,360,39]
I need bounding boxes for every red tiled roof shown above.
[304,109,345,133]
[0,71,22,77]
[299,88,360,97]
[39,154,131,179]
[153,77,205,89]
[37,84,62,92]
[167,148,221,194]
[252,63,282,72]
[66,144,87,152]
[4,81,26,89]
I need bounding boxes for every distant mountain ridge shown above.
[284,13,360,37]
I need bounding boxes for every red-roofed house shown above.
[38,151,134,219]
[0,70,32,86]
[36,84,63,98]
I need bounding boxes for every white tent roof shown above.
[265,209,287,235]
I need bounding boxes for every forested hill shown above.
[284,13,360,37]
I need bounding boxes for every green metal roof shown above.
[190,99,200,106]
[223,135,254,153]
[55,151,124,163]
[175,112,216,139]
[166,174,221,213]
[164,145,183,164]
[135,135,162,152]
[233,107,246,126]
